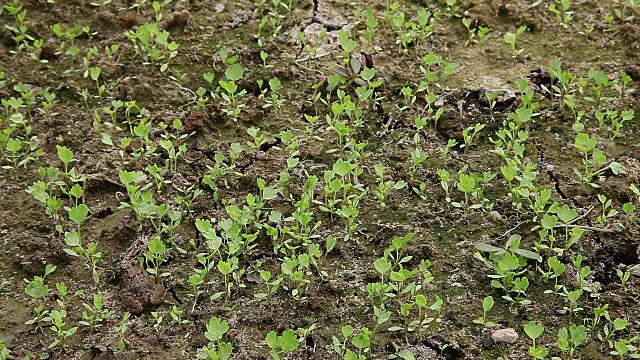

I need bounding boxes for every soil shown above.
[0,0,639,359]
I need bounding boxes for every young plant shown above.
[197,316,233,360]
[254,267,282,309]
[24,264,57,330]
[374,164,407,207]
[504,26,527,59]
[473,296,496,327]
[461,123,485,152]
[474,235,542,304]
[557,324,587,358]
[462,18,476,47]
[48,309,78,349]
[144,237,169,282]
[219,64,246,119]
[80,293,114,330]
[549,0,573,27]
[112,312,131,352]
[524,321,549,359]
[265,329,300,360]
[574,133,623,186]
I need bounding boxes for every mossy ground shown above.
[0,0,639,359]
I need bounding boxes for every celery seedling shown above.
[504,26,527,59]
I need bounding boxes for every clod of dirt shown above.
[423,334,464,359]
[446,87,517,114]
[162,11,192,31]
[394,345,441,359]
[122,12,138,29]
[625,64,640,81]
[99,213,137,245]
[119,258,166,314]
[313,0,347,30]
[39,38,59,61]
[184,111,206,133]
[527,68,554,95]
[592,240,639,285]
[224,10,253,30]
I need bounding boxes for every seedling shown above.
[418,52,458,92]
[524,321,548,359]
[584,70,614,109]
[48,309,77,349]
[452,172,485,216]
[80,293,114,330]
[24,264,56,330]
[574,133,623,186]
[475,235,541,304]
[613,71,635,102]
[504,26,527,59]
[197,316,233,359]
[112,312,131,352]
[374,164,407,207]
[461,123,485,152]
[549,0,573,27]
[541,256,565,294]
[254,268,282,309]
[462,18,476,47]
[617,264,640,288]
[266,329,300,360]
[64,203,102,283]
[258,77,285,109]
[144,237,169,282]
[561,288,584,315]
[486,91,499,119]
[468,26,487,48]
[473,296,496,327]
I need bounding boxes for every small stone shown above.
[215,3,225,12]
[489,211,504,222]
[255,151,267,160]
[631,266,640,278]
[491,328,518,344]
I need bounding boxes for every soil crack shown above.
[535,139,568,200]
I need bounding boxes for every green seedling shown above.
[574,133,622,186]
[462,123,485,152]
[504,26,527,58]
[112,312,131,352]
[48,309,77,349]
[24,264,57,330]
[462,18,476,47]
[374,164,407,207]
[561,288,584,315]
[558,324,587,358]
[549,0,573,27]
[473,296,496,327]
[617,264,640,288]
[524,321,548,359]
[475,235,541,304]
[598,317,627,348]
[144,237,169,282]
[197,316,233,360]
[64,203,102,283]
[266,329,300,360]
[254,269,282,309]
[170,305,189,328]
[80,293,114,330]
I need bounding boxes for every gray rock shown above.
[491,328,518,344]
